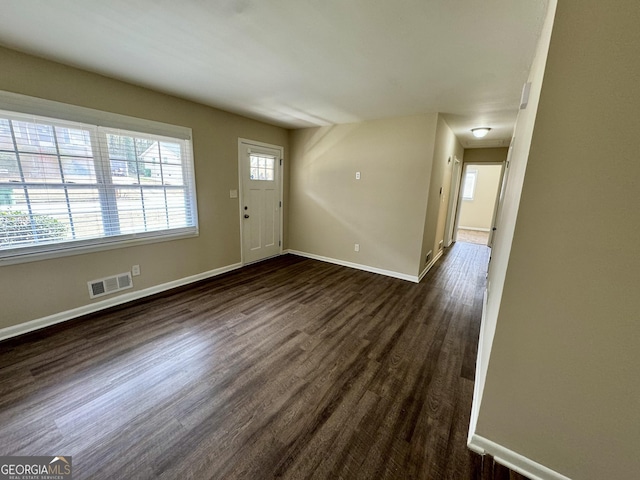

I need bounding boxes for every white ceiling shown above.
[0,0,548,147]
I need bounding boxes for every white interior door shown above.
[487,162,507,248]
[239,140,282,264]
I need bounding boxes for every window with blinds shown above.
[0,107,197,264]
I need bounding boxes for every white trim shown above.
[418,249,443,282]
[458,226,491,232]
[0,262,242,342]
[287,249,419,283]
[467,434,572,480]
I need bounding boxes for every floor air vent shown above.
[88,272,133,299]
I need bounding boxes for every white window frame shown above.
[462,169,478,201]
[0,91,198,266]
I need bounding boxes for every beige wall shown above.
[0,46,288,328]
[288,114,438,278]
[463,147,508,165]
[419,115,463,269]
[475,0,640,478]
[458,164,502,230]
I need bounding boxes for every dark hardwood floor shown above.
[0,242,524,479]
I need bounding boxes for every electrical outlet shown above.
[132,264,141,276]
[354,243,360,252]
[355,172,361,180]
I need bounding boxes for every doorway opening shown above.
[455,163,503,246]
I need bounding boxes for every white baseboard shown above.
[0,262,243,342]
[286,250,419,283]
[418,249,443,282]
[468,434,571,480]
[458,226,491,232]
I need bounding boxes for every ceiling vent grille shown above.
[88,272,133,299]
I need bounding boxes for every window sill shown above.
[0,229,199,267]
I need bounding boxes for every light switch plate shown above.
[230,189,238,198]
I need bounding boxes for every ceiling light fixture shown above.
[471,127,491,138]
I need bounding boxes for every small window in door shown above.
[250,154,275,181]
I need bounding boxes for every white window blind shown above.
[0,105,197,264]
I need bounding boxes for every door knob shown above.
[244,214,250,219]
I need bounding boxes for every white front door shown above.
[239,140,282,264]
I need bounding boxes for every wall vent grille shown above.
[88,272,133,299]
